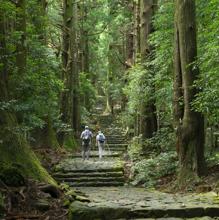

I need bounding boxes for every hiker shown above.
[80,126,93,160]
[96,131,106,159]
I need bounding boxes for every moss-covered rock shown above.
[68,201,129,220]
[0,112,56,185]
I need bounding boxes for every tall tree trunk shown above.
[59,0,73,145]
[71,0,80,135]
[133,0,140,62]
[139,0,157,138]
[60,0,80,144]
[174,0,205,183]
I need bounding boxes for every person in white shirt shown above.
[96,131,106,159]
[80,126,93,160]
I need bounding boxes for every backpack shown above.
[83,130,90,145]
[98,134,105,143]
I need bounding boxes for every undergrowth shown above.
[128,127,177,188]
[130,151,178,188]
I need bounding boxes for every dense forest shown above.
[0,0,219,219]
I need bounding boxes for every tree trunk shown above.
[139,0,157,138]
[133,0,140,62]
[174,0,205,184]
[60,0,80,144]
[71,0,80,135]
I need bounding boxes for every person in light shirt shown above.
[96,131,106,159]
[80,126,93,160]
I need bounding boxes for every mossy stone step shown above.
[71,152,121,158]
[106,140,127,143]
[108,144,128,147]
[108,146,127,150]
[56,176,125,183]
[69,202,219,220]
[53,171,124,178]
[106,135,126,138]
[67,181,125,187]
[59,167,123,173]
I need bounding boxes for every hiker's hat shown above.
[85,126,89,129]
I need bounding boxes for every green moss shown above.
[0,112,56,185]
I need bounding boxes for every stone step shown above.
[59,167,123,173]
[109,148,126,152]
[71,152,121,158]
[106,138,127,141]
[106,141,127,145]
[106,138,126,142]
[56,176,125,183]
[69,203,219,219]
[112,218,216,220]
[53,171,124,178]
[107,146,128,151]
[106,135,126,138]
[106,140,127,144]
[107,144,128,147]
[67,181,124,187]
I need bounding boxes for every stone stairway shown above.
[69,187,219,219]
[53,166,125,187]
[53,114,128,187]
[53,113,219,219]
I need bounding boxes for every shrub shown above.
[131,151,178,188]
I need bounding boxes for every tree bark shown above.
[71,0,80,135]
[60,0,80,144]
[139,0,157,138]
[174,0,205,183]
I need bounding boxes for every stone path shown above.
[69,187,219,219]
[53,114,219,219]
[53,157,125,187]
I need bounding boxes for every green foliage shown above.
[193,0,219,124]
[124,64,148,116]
[142,127,175,153]
[131,151,178,188]
[128,135,143,161]
[149,0,174,125]
[128,127,175,161]
[122,1,174,133]
[63,135,78,151]
[79,72,96,112]
[0,0,63,142]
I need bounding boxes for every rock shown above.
[39,184,62,198]
[75,195,91,203]
[68,201,129,220]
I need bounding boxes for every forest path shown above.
[54,114,219,219]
